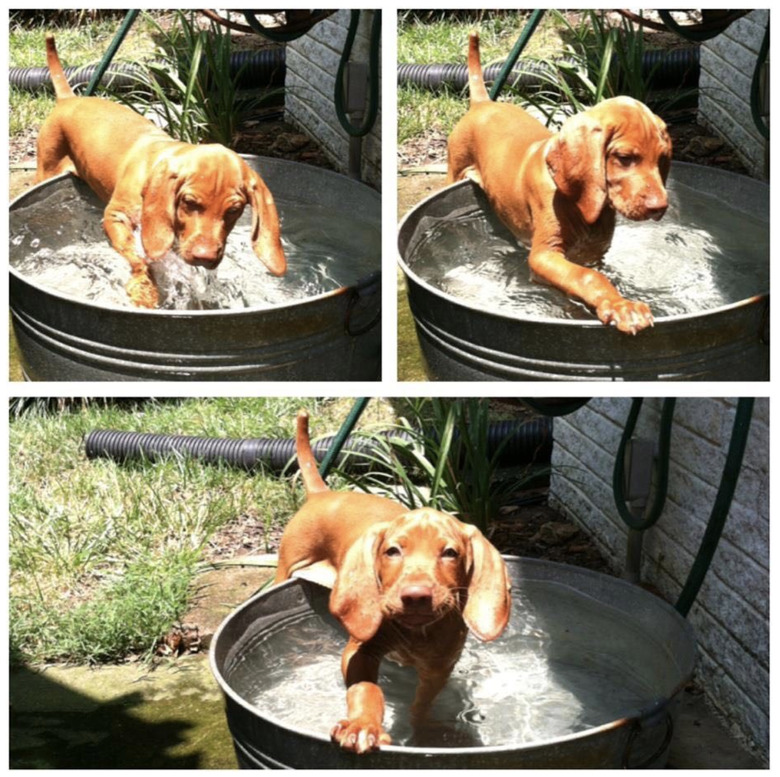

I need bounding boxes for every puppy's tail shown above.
[296,410,329,495]
[467,32,490,105]
[45,34,75,100]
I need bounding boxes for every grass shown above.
[397,11,565,65]
[116,11,281,146]
[397,11,568,146]
[9,14,162,137]
[9,397,399,665]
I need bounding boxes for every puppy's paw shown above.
[331,717,391,754]
[126,271,159,309]
[597,297,654,335]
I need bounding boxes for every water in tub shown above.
[406,176,768,319]
[10,184,379,310]
[229,580,677,749]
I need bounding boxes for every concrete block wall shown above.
[698,9,769,179]
[285,9,381,187]
[549,398,768,758]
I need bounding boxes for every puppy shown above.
[35,34,286,308]
[275,410,511,753]
[447,33,672,334]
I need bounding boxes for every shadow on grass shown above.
[10,662,236,769]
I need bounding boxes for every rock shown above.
[272,133,311,153]
[683,135,725,157]
[531,521,580,546]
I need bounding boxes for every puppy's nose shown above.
[647,204,667,221]
[188,243,223,267]
[645,194,668,221]
[400,584,434,611]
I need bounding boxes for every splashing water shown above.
[229,581,677,749]
[406,178,768,320]
[10,184,379,310]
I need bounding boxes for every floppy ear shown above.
[329,523,388,643]
[462,526,511,642]
[546,111,608,225]
[243,162,287,276]
[140,157,179,260]
[654,115,673,183]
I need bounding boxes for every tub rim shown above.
[209,554,697,760]
[397,161,769,329]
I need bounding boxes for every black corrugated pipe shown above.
[397,46,699,93]
[398,60,561,93]
[9,47,286,92]
[84,417,552,474]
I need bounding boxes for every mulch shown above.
[490,502,613,574]
[233,115,336,170]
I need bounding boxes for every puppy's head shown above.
[546,96,672,225]
[330,508,511,643]
[140,145,286,275]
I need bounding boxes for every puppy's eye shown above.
[384,546,402,558]
[614,152,637,167]
[226,203,244,216]
[441,548,459,559]
[180,196,200,210]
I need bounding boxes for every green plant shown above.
[333,399,541,534]
[567,10,650,103]
[121,10,280,145]
[524,10,694,123]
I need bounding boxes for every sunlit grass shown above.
[9,13,161,137]
[9,397,398,664]
[397,11,568,146]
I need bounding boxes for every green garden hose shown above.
[239,11,331,42]
[612,397,755,617]
[318,398,370,479]
[675,398,755,616]
[85,9,140,96]
[490,10,545,101]
[520,398,591,417]
[749,24,769,140]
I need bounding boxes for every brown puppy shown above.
[35,35,286,308]
[275,410,511,754]
[447,33,672,334]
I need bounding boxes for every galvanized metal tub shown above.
[211,557,696,768]
[398,163,768,381]
[10,157,381,381]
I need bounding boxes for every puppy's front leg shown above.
[528,246,653,335]
[332,638,391,754]
[103,205,159,309]
[410,666,452,725]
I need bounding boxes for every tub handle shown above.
[345,272,381,336]
[621,700,674,769]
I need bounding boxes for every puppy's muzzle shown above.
[184,242,225,268]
